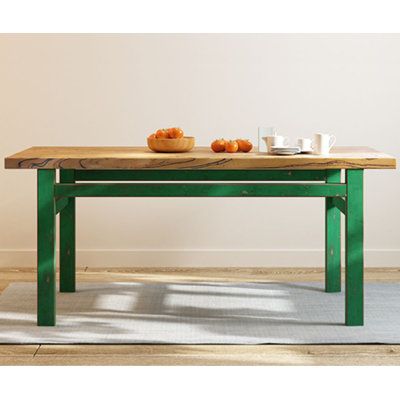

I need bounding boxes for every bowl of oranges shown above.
[147,128,195,153]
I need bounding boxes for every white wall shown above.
[1,34,399,267]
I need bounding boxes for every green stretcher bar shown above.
[74,169,327,181]
[54,182,347,198]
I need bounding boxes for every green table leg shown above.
[37,169,56,326]
[60,170,76,292]
[325,170,341,292]
[345,169,364,326]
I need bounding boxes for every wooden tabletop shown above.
[4,146,396,170]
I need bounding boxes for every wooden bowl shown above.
[147,136,195,153]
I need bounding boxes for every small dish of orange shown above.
[210,138,253,153]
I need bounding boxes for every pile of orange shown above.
[148,127,184,140]
[211,139,253,153]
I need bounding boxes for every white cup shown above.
[297,138,313,152]
[313,133,336,155]
[262,135,289,153]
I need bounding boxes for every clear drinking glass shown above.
[258,126,276,152]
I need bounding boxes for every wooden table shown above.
[4,146,396,327]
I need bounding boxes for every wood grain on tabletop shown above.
[4,146,396,170]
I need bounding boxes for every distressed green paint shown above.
[55,197,69,214]
[345,169,364,326]
[60,170,76,293]
[74,169,327,182]
[325,170,342,293]
[55,183,346,198]
[37,169,56,326]
[33,167,368,327]
[332,197,346,215]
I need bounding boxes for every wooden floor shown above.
[1,266,400,366]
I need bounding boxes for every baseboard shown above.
[0,249,399,268]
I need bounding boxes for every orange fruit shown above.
[211,139,226,152]
[237,139,253,152]
[168,127,184,139]
[225,140,239,153]
[155,129,169,139]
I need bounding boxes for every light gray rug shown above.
[0,281,399,344]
